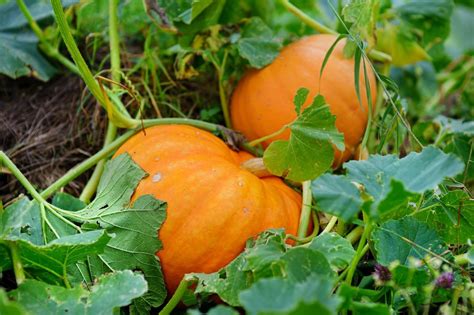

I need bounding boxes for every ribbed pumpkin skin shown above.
[231,34,377,166]
[114,125,301,292]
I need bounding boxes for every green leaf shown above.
[435,116,474,136]
[0,244,11,271]
[239,275,341,315]
[264,95,345,182]
[0,0,77,30]
[52,192,86,211]
[396,0,454,45]
[9,270,147,314]
[308,232,356,271]
[413,190,474,244]
[338,283,391,314]
[342,0,374,43]
[0,289,26,315]
[311,174,362,221]
[236,17,281,68]
[372,216,448,266]
[77,154,167,312]
[0,0,77,80]
[390,264,431,288]
[445,5,474,58]
[375,24,430,66]
[293,88,310,116]
[17,230,110,284]
[189,229,335,307]
[0,196,43,244]
[312,146,465,221]
[190,230,287,306]
[178,0,213,24]
[275,247,335,283]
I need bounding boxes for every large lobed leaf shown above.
[8,270,147,315]
[188,229,336,307]
[311,146,465,222]
[0,0,77,80]
[264,94,345,182]
[372,216,448,266]
[77,153,167,313]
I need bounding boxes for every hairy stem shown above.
[322,216,338,234]
[297,181,313,239]
[159,279,188,315]
[346,219,372,285]
[345,226,364,244]
[280,0,391,63]
[248,125,288,147]
[79,0,121,203]
[50,0,105,104]
[7,241,26,285]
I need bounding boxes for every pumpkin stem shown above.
[240,158,272,178]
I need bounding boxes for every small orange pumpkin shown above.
[231,34,377,167]
[114,125,301,292]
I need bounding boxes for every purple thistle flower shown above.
[373,264,391,282]
[435,272,454,289]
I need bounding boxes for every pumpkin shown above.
[230,34,377,167]
[114,125,301,292]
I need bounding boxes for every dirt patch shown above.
[0,75,107,202]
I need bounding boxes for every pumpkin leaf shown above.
[0,196,43,245]
[375,24,430,67]
[76,154,167,312]
[0,289,26,315]
[0,0,78,80]
[236,17,282,68]
[311,146,465,222]
[188,229,335,307]
[13,230,110,285]
[435,116,474,136]
[413,190,474,244]
[395,0,454,45]
[263,94,345,182]
[0,244,11,272]
[372,216,448,266]
[239,275,341,315]
[308,232,356,271]
[8,270,147,315]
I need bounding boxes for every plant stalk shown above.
[280,0,391,63]
[50,0,105,104]
[297,181,313,239]
[345,219,372,285]
[159,279,188,315]
[248,125,288,147]
[16,0,79,74]
[7,241,26,285]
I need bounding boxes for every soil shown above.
[0,75,107,203]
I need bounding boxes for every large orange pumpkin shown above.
[231,34,377,166]
[114,125,301,292]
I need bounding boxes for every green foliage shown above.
[413,190,474,244]
[187,229,336,307]
[0,0,77,80]
[264,94,345,182]
[373,216,448,266]
[239,275,341,315]
[8,271,147,315]
[236,17,281,68]
[311,147,465,221]
[307,232,356,271]
[76,154,167,312]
